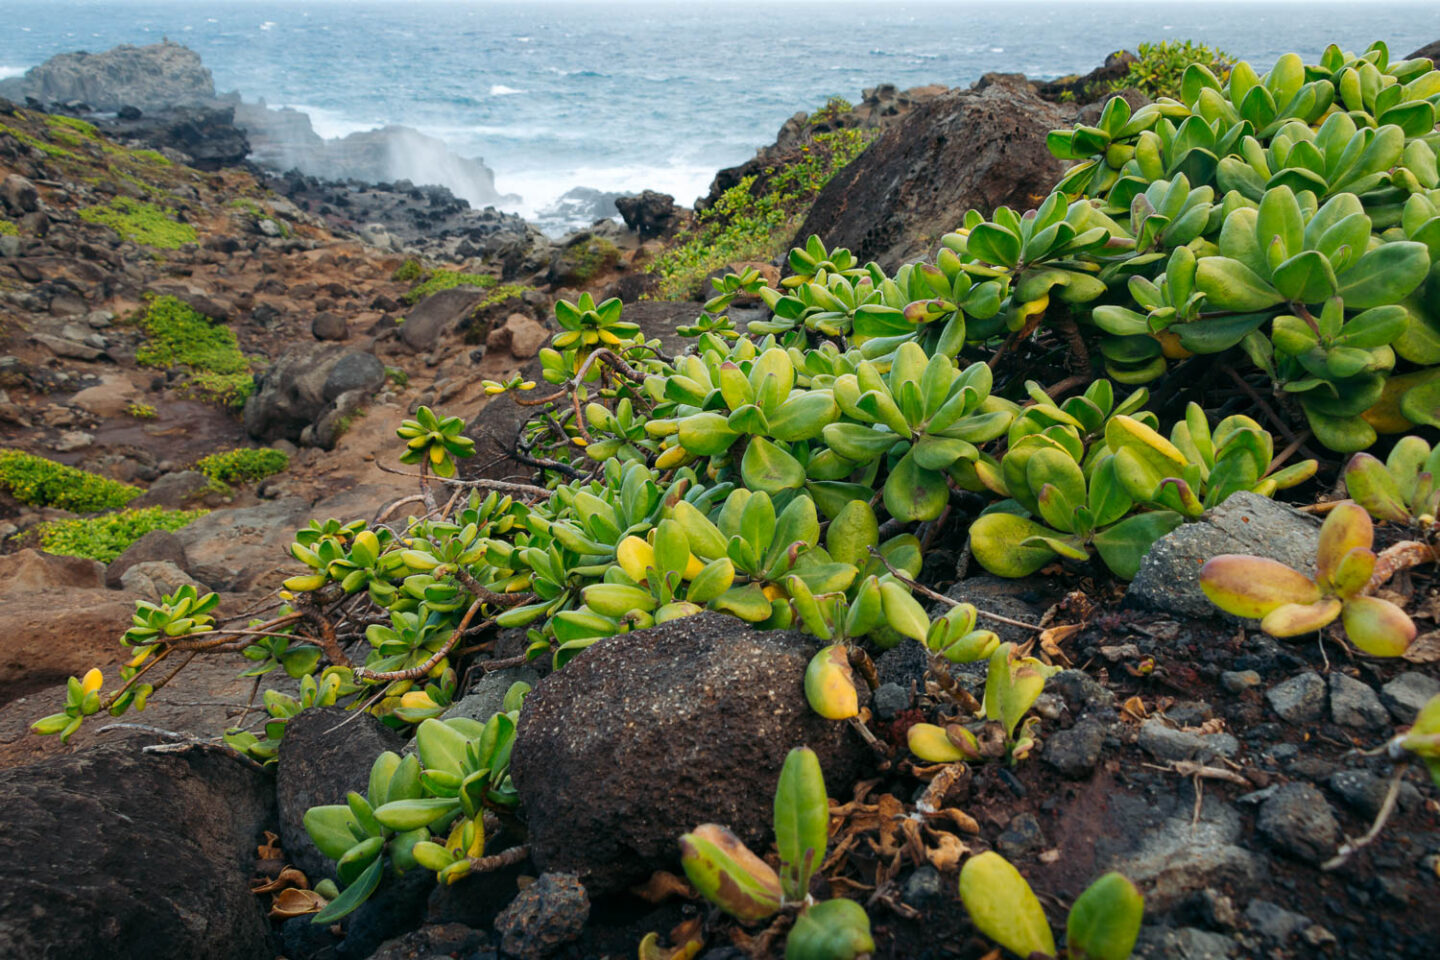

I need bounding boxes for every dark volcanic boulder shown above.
[102,104,251,170]
[795,75,1069,271]
[510,614,870,894]
[615,190,682,239]
[276,707,406,884]
[0,739,274,959]
[1408,40,1440,62]
[400,287,493,352]
[242,343,384,448]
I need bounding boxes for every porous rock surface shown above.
[0,739,274,959]
[795,74,1069,271]
[510,613,870,893]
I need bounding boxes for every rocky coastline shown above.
[1,35,1439,960]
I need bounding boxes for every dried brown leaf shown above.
[630,870,694,904]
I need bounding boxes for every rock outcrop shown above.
[0,40,215,112]
[0,739,275,959]
[242,344,386,448]
[794,75,1069,270]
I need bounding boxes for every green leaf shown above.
[969,512,1060,578]
[1068,872,1145,960]
[784,899,875,960]
[958,851,1056,958]
[774,747,829,903]
[741,438,806,495]
[312,853,384,924]
[883,449,950,523]
[1092,511,1184,579]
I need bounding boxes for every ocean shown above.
[3,0,1439,232]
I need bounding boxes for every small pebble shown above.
[1222,669,1262,693]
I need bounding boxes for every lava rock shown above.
[0,738,274,959]
[493,872,589,960]
[1256,782,1340,863]
[1137,719,1240,763]
[510,614,870,893]
[1,174,39,215]
[941,575,1054,644]
[275,706,406,884]
[997,812,1047,858]
[401,286,494,352]
[311,311,348,341]
[1244,899,1312,942]
[1329,672,1389,731]
[1043,717,1107,778]
[872,681,910,720]
[369,923,489,960]
[446,667,542,725]
[1266,672,1327,724]
[1380,672,1440,723]
[1327,768,1422,819]
[105,528,191,589]
[615,190,682,239]
[901,865,947,910]
[171,497,312,591]
[243,344,383,448]
[336,866,434,960]
[796,75,1068,271]
[1127,491,1320,619]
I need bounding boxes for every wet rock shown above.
[1128,492,1320,619]
[615,190,682,239]
[1137,719,1239,763]
[1256,782,1340,863]
[275,706,406,884]
[1043,717,1106,778]
[311,311,348,341]
[1329,672,1389,731]
[0,738,274,959]
[1266,672,1327,724]
[1380,672,1440,723]
[1244,899,1311,942]
[510,614,869,893]
[796,76,1067,271]
[493,872,589,960]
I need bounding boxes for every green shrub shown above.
[1109,40,1234,99]
[0,121,74,159]
[809,95,854,127]
[126,402,157,419]
[35,506,208,563]
[46,114,98,139]
[79,198,197,249]
[127,148,172,167]
[195,447,289,485]
[0,450,140,511]
[649,128,872,300]
[133,296,256,410]
[401,270,497,305]
[0,220,17,236]
[392,258,424,283]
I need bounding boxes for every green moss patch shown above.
[0,450,141,512]
[195,447,289,485]
[79,198,197,249]
[134,296,256,410]
[36,506,209,563]
[402,269,498,305]
[649,129,872,300]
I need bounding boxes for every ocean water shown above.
[3,0,1439,225]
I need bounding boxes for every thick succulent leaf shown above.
[784,898,875,960]
[883,449,950,523]
[1315,501,1373,587]
[679,824,782,922]
[1342,453,1411,523]
[741,437,806,495]
[805,645,859,720]
[958,852,1057,959]
[1341,595,1416,657]
[1260,597,1343,637]
[1199,555,1321,618]
[969,512,1061,578]
[774,747,829,903]
[1067,872,1145,960]
[1091,511,1184,580]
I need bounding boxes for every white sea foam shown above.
[492,160,718,230]
[489,84,526,96]
[259,21,276,31]
[0,66,29,80]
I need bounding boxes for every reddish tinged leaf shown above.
[1199,555,1320,618]
[1327,546,1376,599]
[1343,453,1411,523]
[1341,595,1416,657]
[1260,597,1343,637]
[1317,501,1373,587]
